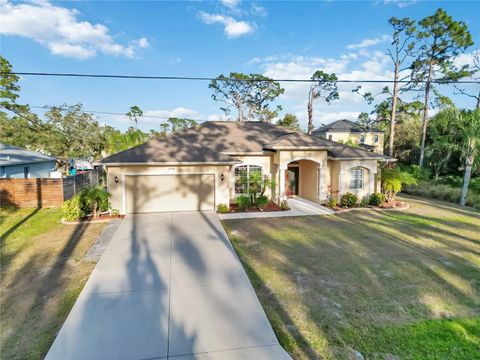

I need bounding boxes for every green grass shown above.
[223,196,480,359]
[1,207,106,360]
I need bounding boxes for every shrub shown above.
[326,196,338,208]
[280,199,289,210]
[236,195,251,211]
[110,208,120,217]
[368,192,385,206]
[62,195,85,221]
[216,203,230,213]
[360,196,369,207]
[381,166,417,202]
[340,192,358,208]
[255,195,269,209]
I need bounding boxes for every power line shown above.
[5,71,480,84]
[29,105,213,122]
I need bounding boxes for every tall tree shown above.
[44,104,106,164]
[209,73,284,122]
[411,8,473,167]
[386,17,416,157]
[453,50,480,110]
[276,113,300,130]
[307,71,339,134]
[126,105,143,129]
[0,56,20,109]
[167,118,198,133]
[456,110,479,206]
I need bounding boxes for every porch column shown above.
[318,166,326,202]
[338,171,345,195]
[279,166,287,202]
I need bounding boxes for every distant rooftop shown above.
[312,119,383,134]
[0,143,57,166]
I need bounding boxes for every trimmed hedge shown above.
[403,182,480,209]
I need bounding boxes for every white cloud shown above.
[251,4,267,17]
[382,0,417,8]
[347,34,389,49]
[251,51,394,129]
[221,0,241,10]
[0,0,148,59]
[199,11,255,38]
[144,107,200,119]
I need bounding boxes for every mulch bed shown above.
[328,200,408,213]
[61,213,125,224]
[225,202,288,213]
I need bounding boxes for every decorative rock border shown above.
[61,215,125,225]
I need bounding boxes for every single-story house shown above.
[313,119,385,154]
[99,121,395,214]
[0,143,57,179]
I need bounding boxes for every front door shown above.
[286,167,299,196]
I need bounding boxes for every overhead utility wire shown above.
[4,72,479,84]
[29,105,212,122]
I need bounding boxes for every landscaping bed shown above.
[327,200,408,212]
[61,212,125,224]
[225,201,287,213]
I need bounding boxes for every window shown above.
[234,165,262,195]
[360,134,365,144]
[350,168,364,190]
[24,167,30,179]
[374,134,379,143]
[0,166,5,178]
[328,134,333,141]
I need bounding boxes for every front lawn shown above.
[0,207,106,360]
[223,195,480,359]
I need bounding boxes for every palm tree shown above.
[456,110,480,206]
[82,186,110,217]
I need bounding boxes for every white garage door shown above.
[125,174,215,213]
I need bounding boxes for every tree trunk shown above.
[419,61,434,167]
[389,62,400,158]
[460,155,473,207]
[476,90,480,110]
[307,85,314,135]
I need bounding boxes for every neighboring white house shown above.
[0,143,57,178]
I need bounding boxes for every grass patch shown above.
[223,196,480,359]
[1,207,106,360]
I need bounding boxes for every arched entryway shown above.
[280,158,325,203]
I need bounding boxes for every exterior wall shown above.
[106,165,230,214]
[324,131,384,154]
[0,178,63,208]
[298,160,318,202]
[1,161,56,179]
[229,155,276,200]
[328,160,341,196]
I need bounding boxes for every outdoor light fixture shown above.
[114,176,119,183]
[220,174,225,181]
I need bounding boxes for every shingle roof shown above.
[0,143,57,166]
[99,121,394,164]
[313,119,383,134]
[328,146,393,160]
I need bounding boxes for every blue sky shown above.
[1,0,479,132]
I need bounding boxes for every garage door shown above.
[125,174,215,213]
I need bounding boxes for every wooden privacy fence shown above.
[0,168,104,208]
[62,168,103,200]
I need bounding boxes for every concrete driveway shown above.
[46,212,290,360]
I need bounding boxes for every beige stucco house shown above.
[313,119,385,154]
[99,121,394,214]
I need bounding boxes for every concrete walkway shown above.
[46,212,290,360]
[219,197,334,220]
